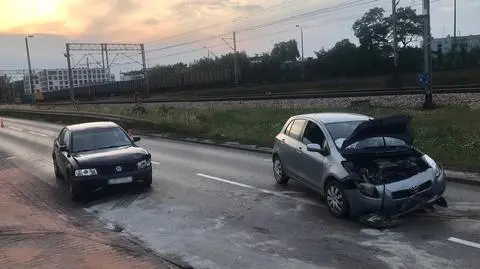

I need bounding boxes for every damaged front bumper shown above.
[359,195,448,227]
[347,170,448,227]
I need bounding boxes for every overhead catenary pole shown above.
[65,43,76,107]
[233,31,238,86]
[140,44,150,96]
[453,0,457,67]
[422,0,433,108]
[25,36,35,105]
[296,24,305,81]
[392,0,399,69]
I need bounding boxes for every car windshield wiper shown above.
[74,144,130,153]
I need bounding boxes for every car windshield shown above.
[72,127,132,153]
[325,121,409,149]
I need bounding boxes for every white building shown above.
[24,68,115,95]
[120,71,144,81]
[431,34,480,54]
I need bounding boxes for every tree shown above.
[390,7,423,48]
[352,7,390,52]
[315,39,359,77]
[270,39,300,64]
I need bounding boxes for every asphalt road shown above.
[0,117,479,269]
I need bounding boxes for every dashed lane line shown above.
[448,237,480,249]
[8,126,23,131]
[196,173,323,207]
[151,161,160,165]
[29,131,49,137]
[6,157,16,160]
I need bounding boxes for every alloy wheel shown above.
[326,185,344,213]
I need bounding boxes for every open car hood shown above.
[340,115,413,153]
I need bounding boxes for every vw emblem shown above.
[409,185,419,193]
[115,166,122,172]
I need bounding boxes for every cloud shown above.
[143,18,160,25]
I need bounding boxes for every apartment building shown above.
[431,34,480,54]
[24,68,115,95]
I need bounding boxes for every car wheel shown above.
[53,158,62,179]
[273,156,289,185]
[325,181,349,218]
[69,178,83,201]
[142,178,152,190]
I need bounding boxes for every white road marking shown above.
[29,131,49,137]
[196,173,323,207]
[6,156,16,160]
[151,161,160,165]
[8,126,23,131]
[448,237,480,249]
[264,158,271,162]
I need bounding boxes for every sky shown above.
[0,0,478,78]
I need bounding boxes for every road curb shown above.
[445,170,480,186]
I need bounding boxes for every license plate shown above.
[108,177,133,185]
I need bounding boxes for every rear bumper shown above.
[346,171,447,217]
[72,166,152,189]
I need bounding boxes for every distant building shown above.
[24,68,114,95]
[120,70,144,81]
[431,34,480,54]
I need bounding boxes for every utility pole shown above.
[422,0,433,108]
[296,25,305,81]
[453,0,457,68]
[233,32,238,86]
[392,0,399,70]
[25,35,35,106]
[86,57,92,99]
[65,43,76,107]
[140,44,150,96]
[222,32,239,86]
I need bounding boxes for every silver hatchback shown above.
[272,113,447,220]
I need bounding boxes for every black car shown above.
[52,121,152,200]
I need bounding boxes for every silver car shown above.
[272,112,447,221]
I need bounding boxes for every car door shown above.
[54,128,65,163]
[297,121,329,189]
[57,129,71,177]
[281,119,306,180]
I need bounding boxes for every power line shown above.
[146,0,383,54]
[145,0,314,45]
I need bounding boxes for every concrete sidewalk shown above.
[0,161,178,269]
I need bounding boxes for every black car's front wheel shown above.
[69,178,84,201]
[53,157,62,179]
[325,181,349,218]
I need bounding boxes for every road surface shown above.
[0,117,479,269]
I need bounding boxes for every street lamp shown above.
[25,35,35,105]
[296,25,305,81]
[203,46,210,59]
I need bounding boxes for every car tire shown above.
[53,158,62,179]
[273,156,289,185]
[69,177,83,201]
[325,181,349,218]
[142,178,152,190]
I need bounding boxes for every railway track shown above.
[43,84,480,105]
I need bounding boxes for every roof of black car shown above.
[66,121,120,132]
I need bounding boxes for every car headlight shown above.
[75,168,97,177]
[137,159,151,169]
[423,154,441,178]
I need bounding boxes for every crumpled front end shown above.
[346,168,448,227]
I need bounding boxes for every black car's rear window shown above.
[72,127,132,153]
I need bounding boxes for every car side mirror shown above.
[132,136,141,142]
[59,145,68,152]
[307,143,330,156]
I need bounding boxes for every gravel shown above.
[135,93,480,110]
